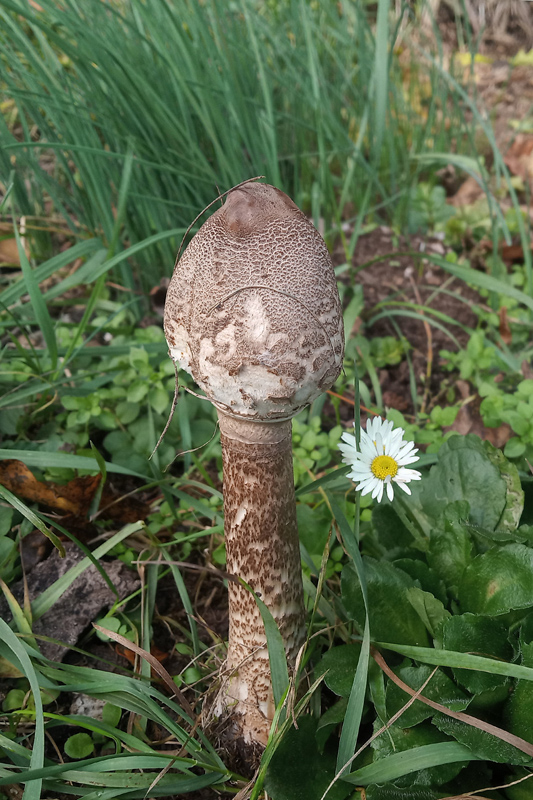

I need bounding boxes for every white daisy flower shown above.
[338,417,422,503]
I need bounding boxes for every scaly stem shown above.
[214,412,305,747]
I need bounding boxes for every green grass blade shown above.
[373,0,390,162]
[344,741,477,786]
[11,204,58,369]
[327,494,370,776]
[0,619,44,799]
[239,577,289,710]
[0,484,65,556]
[378,642,533,682]
[32,523,143,620]
[0,238,103,308]
[161,550,200,656]
[0,449,150,479]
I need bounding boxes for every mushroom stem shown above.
[215,411,305,746]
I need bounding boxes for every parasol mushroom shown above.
[163,182,344,757]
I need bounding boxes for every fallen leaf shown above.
[0,655,24,679]
[504,134,533,184]
[501,243,531,264]
[0,460,150,525]
[0,222,29,265]
[0,460,100,516]
[512,49,533,67]
[444,384,512,449]
[499,306,512,345]
[448,175,485,207]
[522,360,533,380]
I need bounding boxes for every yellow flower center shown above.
[371,455,398,480]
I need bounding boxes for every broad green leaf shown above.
[442,613,512,694]
[459,544,533,616]
[296,503,333,556]
[316,644,362,697]
[433,714,533,766]
[316,698,348,751]
[503,615,533,743]
[363,785,447,800]
[342,559,429,647]
[385,663,469,728]
[264,716,351,800]
[372,504,412,554]
[483,441,524,532]
[427,502,473,598]
[393,559,447,605]
[64,733,94,759]
[405,588,451,639]
[420,435,507,530]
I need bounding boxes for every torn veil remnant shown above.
[163,182,344,757]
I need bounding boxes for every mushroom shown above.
[163,182,344,756]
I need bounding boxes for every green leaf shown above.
[316,644,362,697]
[2,688,26,711]
[372,504,413,553]
[363,787,443,800]
[393,559,447,606]
[115,401,140,425]
[405,588,451,638]
[316,698,348,751]
[342,559,429,647]
[64,733,95,759]
[419,435,507,530]
[344,741,476,787]
[264,716,351,800]
[483,441,524,531]
[296,503,333,556]
[442,614,512,694]
[427,502,473,597]
[459,544,533,616]
[433,714,533,766]
[0,507,13,537]
[504,438,527,459]
[503,614,533,743]
[385,663,469,728]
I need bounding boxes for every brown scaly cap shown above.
[164,183,344,420]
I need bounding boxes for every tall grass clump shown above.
[0,0,476,290]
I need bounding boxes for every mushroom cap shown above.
[164,183,344,421]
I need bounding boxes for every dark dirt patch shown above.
[333,226,480,415]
